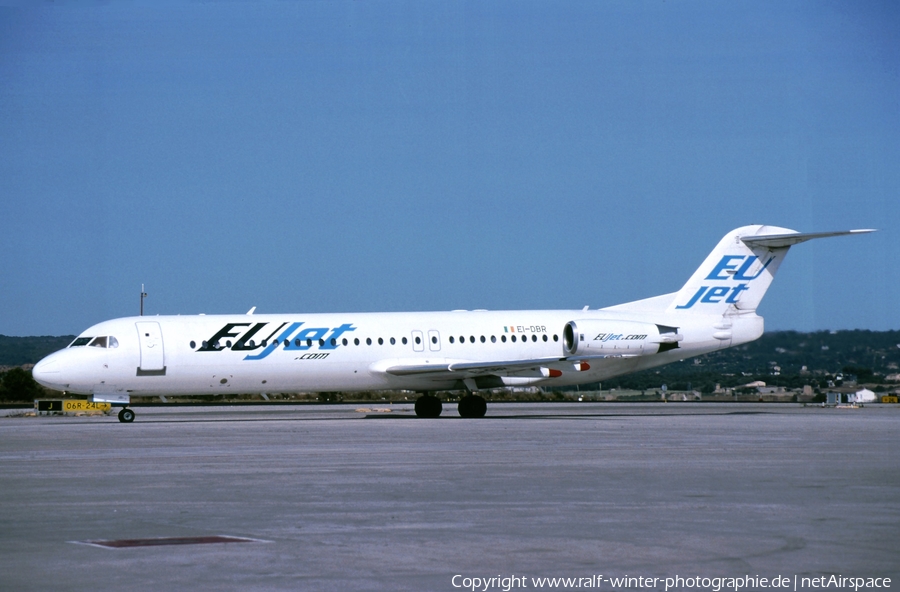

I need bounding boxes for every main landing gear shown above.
[117,408,135,423]
[457,394,487,418]
[413,393,487,418]
[414,394,442,418]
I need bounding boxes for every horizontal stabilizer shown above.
[740,229,876,248]
[665,225,876,315]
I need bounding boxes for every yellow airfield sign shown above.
[36,399,113,414]
[63,400,111,412]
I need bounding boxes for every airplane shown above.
[32,225,874,422]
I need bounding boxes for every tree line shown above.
[0,368,49,403]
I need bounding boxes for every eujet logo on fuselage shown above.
[676,254,775,309]
[198,322,356,361]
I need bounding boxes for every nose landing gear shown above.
[117,408,135,423]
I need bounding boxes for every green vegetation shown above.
[0,335,73,403]
[0,335,74,367]
[588,329,900,393]
[0,367,48,403]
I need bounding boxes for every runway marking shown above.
[71,535,269,549]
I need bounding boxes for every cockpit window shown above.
[71,336,119,348]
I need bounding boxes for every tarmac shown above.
[1,403,898,591]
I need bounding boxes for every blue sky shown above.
[1,1,897,336]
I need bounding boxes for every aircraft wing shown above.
[380,355,615,378]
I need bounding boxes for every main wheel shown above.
[458,395,487,418]
[118,408,135,423]
[414,394,442,418]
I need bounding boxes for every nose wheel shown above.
[117,408,135,423]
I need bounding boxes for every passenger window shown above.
[542,334,548,342]
[431,336,437,344]
[414,336,421,345]
[553,334,559,342]
[480,336,485,343]
[491,335,496,343]
[469,336,475,343]
[449,336,455,344]
[501,335,507,343]
[402,337,408,345]
[366,338,372,345]
[390,337,396,345]
[378,337,383,345]
[342,338,348,346]
[532,335,537,342]
[354,338,360,345]
[511,335,517,342]
[190,341,196,349]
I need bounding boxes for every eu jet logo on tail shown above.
[675,255,774,309]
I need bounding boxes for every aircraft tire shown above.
[414,394,442,418]
[458,395,487,418]
[118,408,135,423]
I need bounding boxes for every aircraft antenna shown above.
[140,284,148,316]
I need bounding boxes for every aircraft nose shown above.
[32,356,61,388]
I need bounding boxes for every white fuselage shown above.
[32,307,762,397]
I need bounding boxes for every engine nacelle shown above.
[562,319,682,357]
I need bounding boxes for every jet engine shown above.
[563,320,682,356]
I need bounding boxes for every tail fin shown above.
[665,225,875,315]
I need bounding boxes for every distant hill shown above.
[0,335,75,367]
[601,329,900,392]
[667,329,900,375]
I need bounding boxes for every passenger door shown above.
[136,321,166,373]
